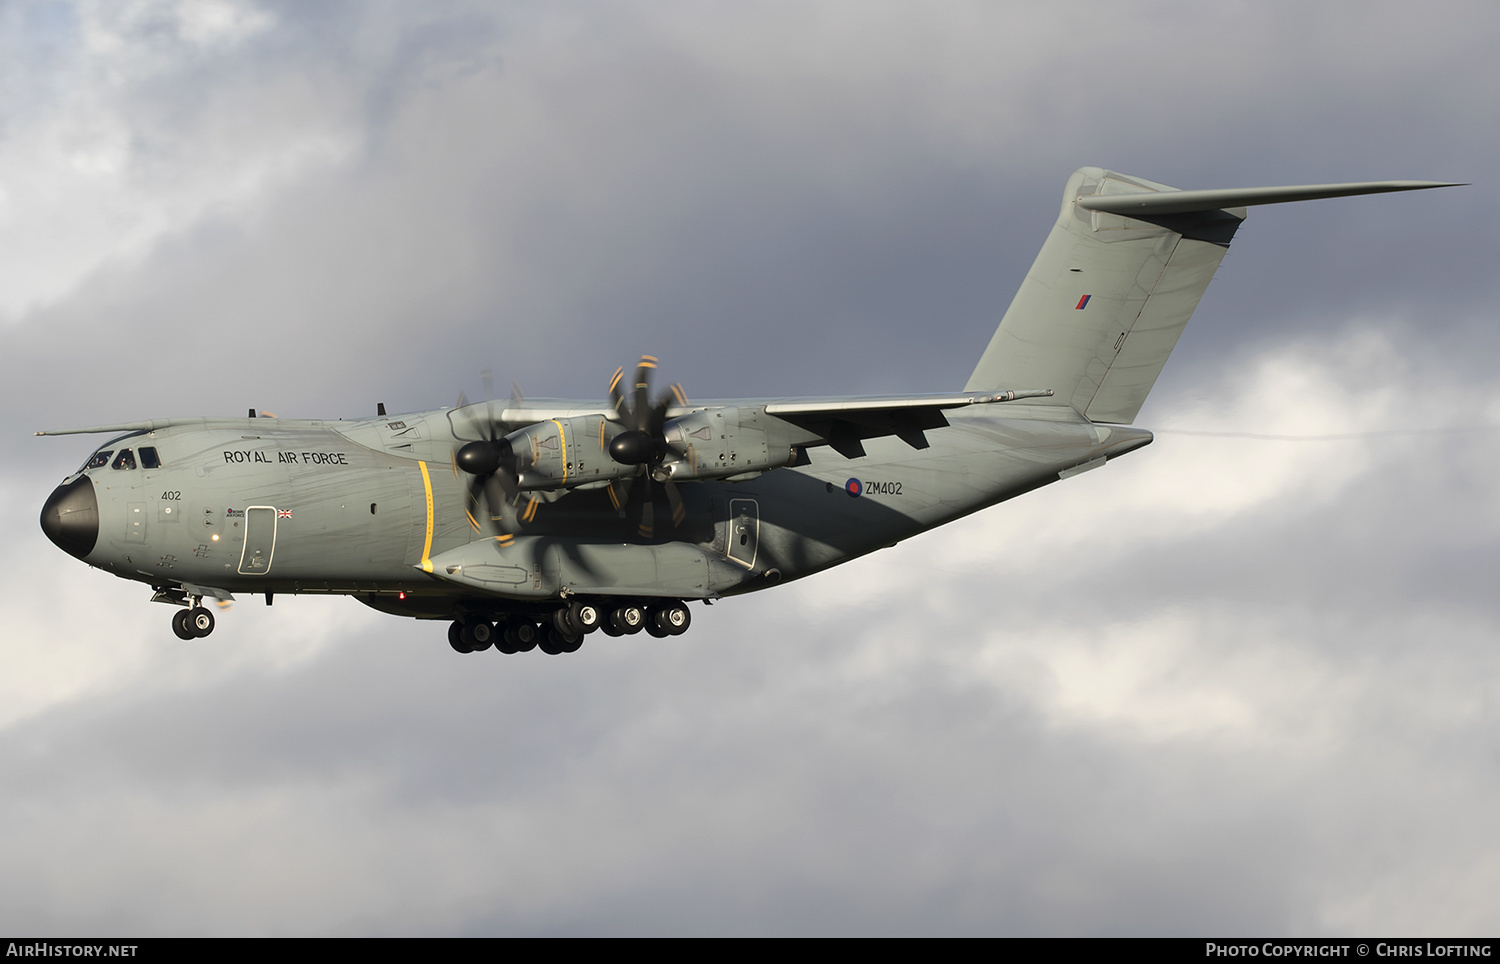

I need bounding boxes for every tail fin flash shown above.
[965,168,1459,423]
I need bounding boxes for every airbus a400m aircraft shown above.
[38,168,1455,655]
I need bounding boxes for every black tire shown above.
[538,624,564,655]
[496,622,520,654]
[514,622,539,653]
[600,620,624,637]
[171,609,195,640]
[644,610,671,638]
[448,620,472,653]
[461,620,493,652]
[662,601,691,636]
[552,607,580,637]
[188,607,215,638]
[611,605,645,634]
[569,600,602,633]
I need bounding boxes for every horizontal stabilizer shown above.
[1078,180,1461,217]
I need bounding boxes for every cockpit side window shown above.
[139,447,161,469]
[111,449,137,471]
[85,450,114,470]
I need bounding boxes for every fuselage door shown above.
[727,498,759,569]
[237,506,278,575]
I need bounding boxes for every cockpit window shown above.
[139,447,161,469]
[111,449,137,471]
[85,450,114,470]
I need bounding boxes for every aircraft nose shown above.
[40,475,99,559]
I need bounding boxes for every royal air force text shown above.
[223,450,349,465]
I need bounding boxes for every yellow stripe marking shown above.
[418,461,435,572]
[552,418,568,485]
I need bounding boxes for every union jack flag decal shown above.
[277,508,292,519]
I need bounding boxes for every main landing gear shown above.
[447,599,693,655]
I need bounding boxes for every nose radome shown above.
[40,475,99,559]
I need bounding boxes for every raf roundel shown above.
[845,478,862,498]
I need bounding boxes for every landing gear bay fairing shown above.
[38,169,1455,654]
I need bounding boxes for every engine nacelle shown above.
[504,415,636,490]
[658,407,798,483]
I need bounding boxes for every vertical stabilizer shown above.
[965,168,1458,423]
[965,168,1241,423]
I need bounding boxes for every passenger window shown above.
[85,451,113,470]
[139,447,161,469]
[112,449,137,471]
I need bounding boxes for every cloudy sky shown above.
[3,0,1498,936]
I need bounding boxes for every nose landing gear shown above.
[171,602,216,639]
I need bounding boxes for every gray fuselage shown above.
[41,402,1150,622]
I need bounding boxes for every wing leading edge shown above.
[965,168,1460,424]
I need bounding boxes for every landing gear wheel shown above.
[513,622,539,653]
[495,621,520,654]
[569,600,603,634]
[553,607,581,637]
[448,620,471,653]
[187,607,215,638]
[644,611,671,638]
[600,620,624,637]
[658,601,690,636]
[460,620,494,652]
[171,609,195,640]
[610,605,645,634]
[539,624,581,655]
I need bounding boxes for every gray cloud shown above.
[4,0,1499,936]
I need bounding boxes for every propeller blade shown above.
[482,474,515,529]
[464,476,485,531]
[648,395,671,435]
[607,478,630,512]
[632,355,656,432]
[609,366,628,419]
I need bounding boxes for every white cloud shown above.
[0,0,349,321]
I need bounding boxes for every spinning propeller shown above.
[607,355,688,538]
[452,371,529,545]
